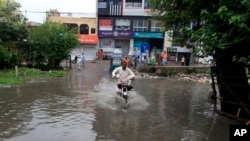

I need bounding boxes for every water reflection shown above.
[92,78,234,141]
[0,62,235,141]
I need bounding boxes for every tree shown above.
[29,21,79,69]
[149,0,250,120]
[0,0,3,7]
[0,0,28,69]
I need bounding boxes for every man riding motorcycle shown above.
[112,60,135,91]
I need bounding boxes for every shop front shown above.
[167,47,177,61]
[167,46,192,64]
[71,34,99,61]
[133,32,164,62]
[98,30,134,59]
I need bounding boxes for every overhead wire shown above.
[18,10,96,15]
[16,10,96,23]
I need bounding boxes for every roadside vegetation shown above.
[0,67,66,85]
[0,1,78,85]
[149,0,250,121]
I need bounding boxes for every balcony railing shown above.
[123,8,152,16]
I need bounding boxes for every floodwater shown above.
[0,61,235,141]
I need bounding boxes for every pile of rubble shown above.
[135,71,211,83]
[177,73,211,83]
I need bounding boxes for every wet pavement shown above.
[0,61,235,141]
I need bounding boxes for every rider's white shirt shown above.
[112,66,135,84]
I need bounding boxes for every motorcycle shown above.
[117,82,129,103]
[114,78,133,103]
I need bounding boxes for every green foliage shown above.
[0,0,3,7]
[0,77,22,85]
[28,21,79,68]
[0,1,78,70]
[0,67,66,85]
[0,0,28,69]
[167,71,178,76]
[149,0,250,118]
[160,70,178,76]
[16,67,66,77]
[0,1,27,42]
[186,68,197,74]
[149,0,250,60]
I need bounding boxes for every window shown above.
[144,0,148,7]
[80,24,89,34]
[151,20,163,32]
[98,0,107,8]
[91,28,96,34]
[115,19,130,30]
[133,19,148,31]
[125,0,142,8]
[64,23,78,33]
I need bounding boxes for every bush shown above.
[0,67,66,85]
[186,68,197,74]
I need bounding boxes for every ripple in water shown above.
[180,130,209,141]
[92,78,149,111]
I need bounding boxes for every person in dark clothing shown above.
[185,55,190,66]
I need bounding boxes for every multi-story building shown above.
[46,9,98,60]
[97,0,165,61]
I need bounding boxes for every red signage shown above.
[99,19,112,31]
[99,19,112,26]
[77,34,98,45]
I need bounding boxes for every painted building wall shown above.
[47,16,97,34]
[97,0,165,60]
[47,10,98,60]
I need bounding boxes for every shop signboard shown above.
[134,32,163,38]
[140,43,150,53]
[98,30,134,38]
[167,47,177,53]
[77,34,99,45]
[99,19,112,31]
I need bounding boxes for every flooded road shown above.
[0,61,235,141]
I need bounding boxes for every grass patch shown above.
[186,67,197,74]
[0,67,66,85]
[0,77,23,85]
[162,70,178,76]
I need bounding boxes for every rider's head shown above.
[121,60,127,70]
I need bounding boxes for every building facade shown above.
[97,0,165,61]
[47,9,98,60]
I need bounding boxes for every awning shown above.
[77,34,98,45]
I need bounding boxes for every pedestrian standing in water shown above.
[124,56,130,67]
[161,51,168,66]
[74,55,78,64]
[181,56,185,66]
[77,53,85,70]
[77,54,82,70]
[133,56,138,69]
[185,55,190,66]
[81,53,85,67]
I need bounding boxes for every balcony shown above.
[123,8,152,16]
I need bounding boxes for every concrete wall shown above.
[47,16,97,34]
[138,66,210,75]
